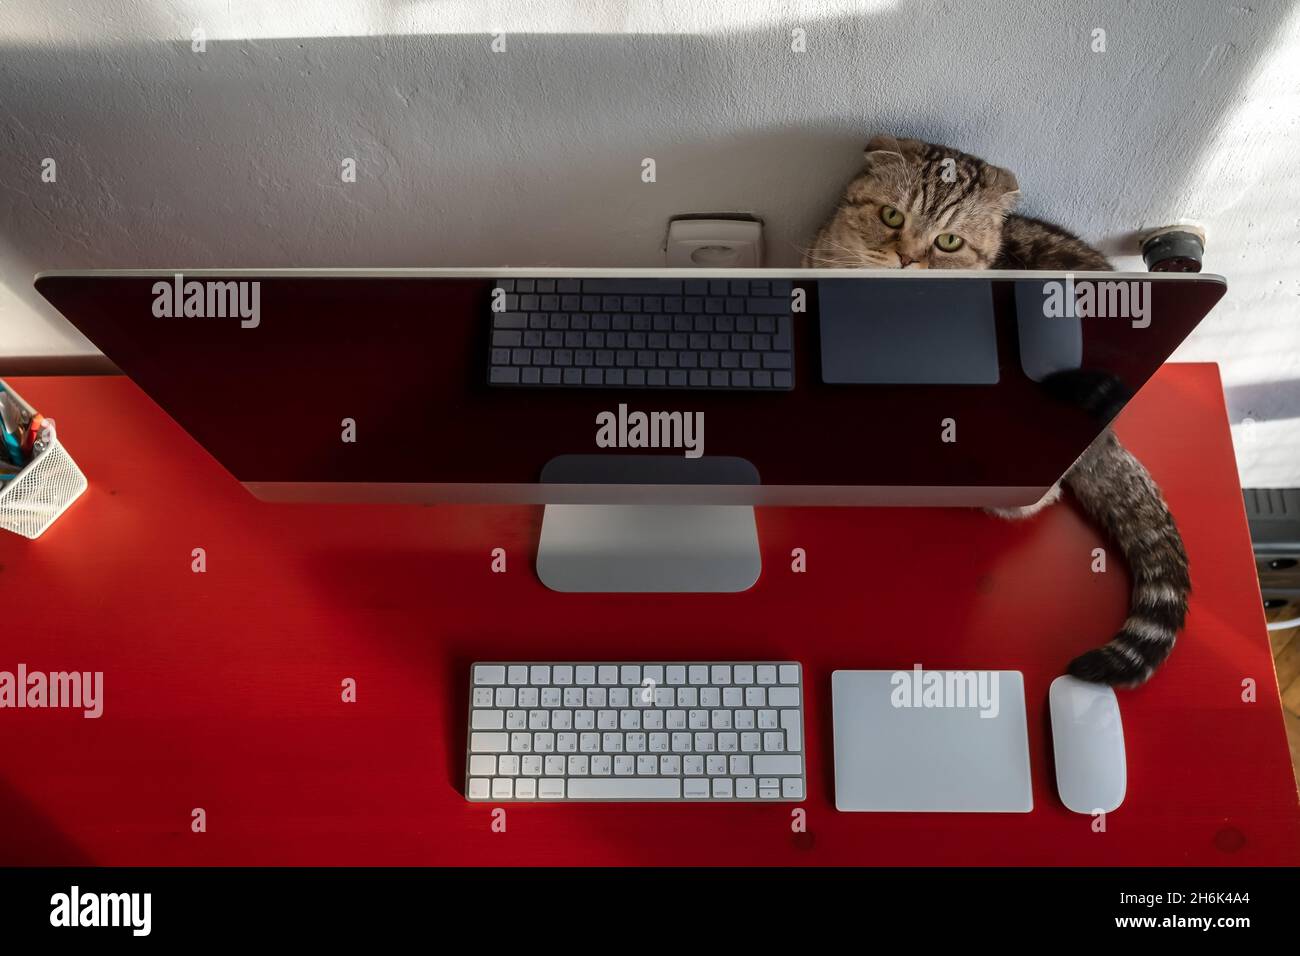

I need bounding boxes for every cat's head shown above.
[804,135,1020,270]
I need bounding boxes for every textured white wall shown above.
[1,0,1297,483]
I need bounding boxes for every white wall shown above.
[2,0,1297,483]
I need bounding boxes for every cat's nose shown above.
[897,253,913,267]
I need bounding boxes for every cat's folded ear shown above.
[865,134,902,156]
[981,164,1021,212]
[864,134,916,172]
[865,135,925,160]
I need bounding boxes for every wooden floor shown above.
[1269,610,1300,792]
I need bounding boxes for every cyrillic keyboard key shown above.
[780,709,802,751]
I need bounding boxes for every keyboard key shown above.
[753,755,802,776]
[745,297,790,314]
[471,733,509,753]
[569,779,681,799]
[582,279,683,295]
[684,779,710,798]
[474,665,505,685]
[781,709,802,750]
[768,686,800,707]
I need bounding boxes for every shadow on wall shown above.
[0,2,1294,356]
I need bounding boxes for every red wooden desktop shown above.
[1,363,1296,865]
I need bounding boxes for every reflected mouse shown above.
[1049,675,1126,813]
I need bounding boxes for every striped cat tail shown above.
[1061,430,1191,686]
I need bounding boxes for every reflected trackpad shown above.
[818,279,999,384]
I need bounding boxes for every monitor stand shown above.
[536,455,761,593]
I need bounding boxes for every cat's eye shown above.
[935,233,964,252]
[879,205,905,228]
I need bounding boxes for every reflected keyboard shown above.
[487,278,795,390]
[465,661,806,802]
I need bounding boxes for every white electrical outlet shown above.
[666,218,764,267]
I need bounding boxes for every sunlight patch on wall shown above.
[0,0,899,47]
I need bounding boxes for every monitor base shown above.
[536,504,761,593]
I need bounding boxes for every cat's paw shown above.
[986,483,1062,521]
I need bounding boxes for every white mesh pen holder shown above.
[0,382,88,539]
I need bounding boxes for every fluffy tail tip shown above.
[1066,646,1154,688]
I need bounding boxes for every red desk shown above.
[1,364,1297,865]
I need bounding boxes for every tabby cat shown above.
[803,135,1190,687]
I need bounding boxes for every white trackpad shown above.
[832,669,1033,812]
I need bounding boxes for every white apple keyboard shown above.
[465,662,806,801]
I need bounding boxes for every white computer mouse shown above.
[1049,675,1126,814]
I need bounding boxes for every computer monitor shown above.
[34,267,1226,591]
